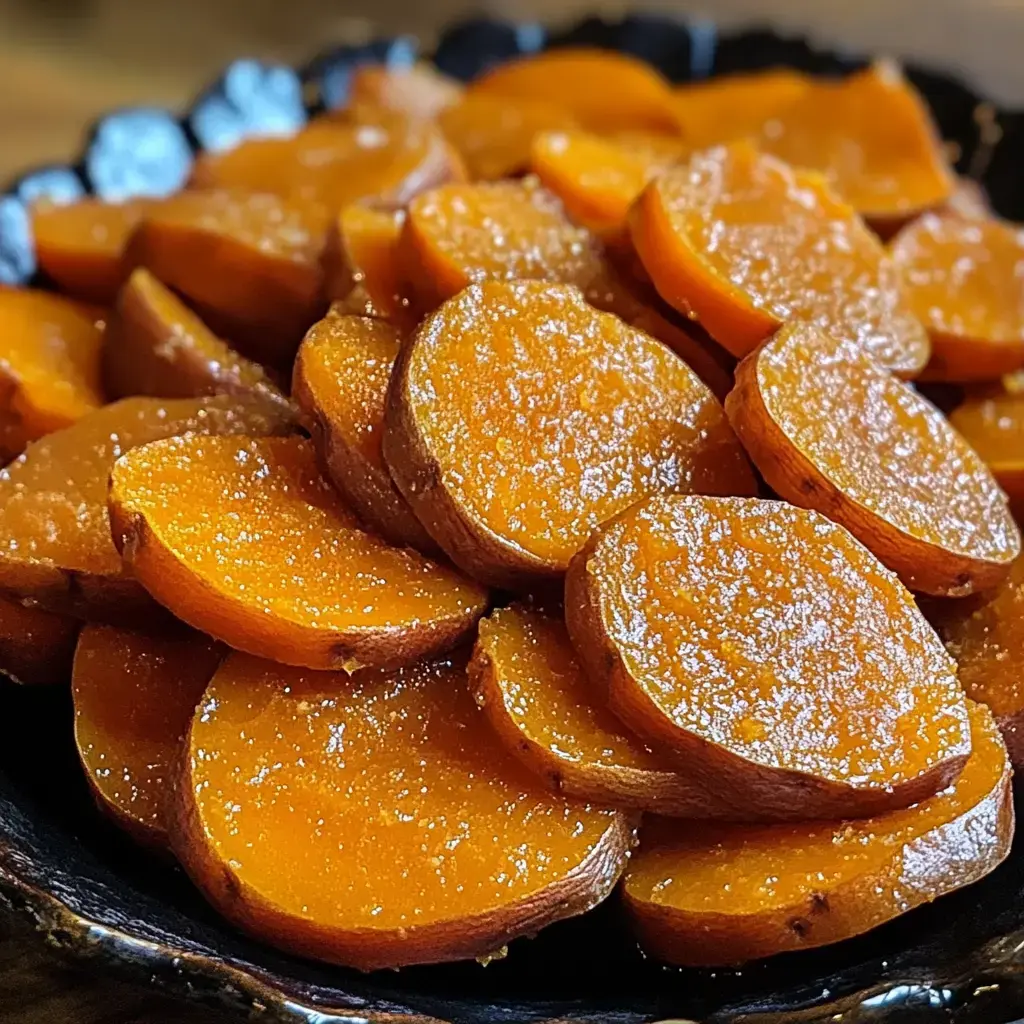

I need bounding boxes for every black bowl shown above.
[3,16,1024,1023]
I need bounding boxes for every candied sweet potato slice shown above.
[629,140,930,375]
[0,289,104,464]
[891,214,1024,382]
[565,494,972,821]
[0,395,295,621]
[671,69,810,148]
[950,392,1024,518]
[173,651,633,969]
[0,594,79,686]
[385,281,756,588]
[32,197,151,304]
[439,94,579,181]
[125,189,327,366]
[623,701,1011,966]
[293,314,435,551]
[349,63,462,120]
[725,322,1020,596]
[759,63,954,228]
[72,624,222,847]
[470,604,734,818]
[103,268,290,409]
[109,434,487,670]
[469,49,679,135]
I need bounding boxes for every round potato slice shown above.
[725,322,1020,596]
[384,280,757,588]
[72,624,223,848]
[623,701,1011,966]
[565,494,971,821]
[292,313,436,552]
[0,594,79,686]
[470,604,734,818]
[173,651,633,970]
[950,391,1024,518]
[109,434,487,670]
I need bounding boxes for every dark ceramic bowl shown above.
[3,16,1024,1023]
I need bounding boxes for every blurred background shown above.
[2,0,1024,180]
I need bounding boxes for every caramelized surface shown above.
[109,434,486,669]
[0,289,104,463]
[950,392,1024,514]
[629,141,930,375]
[892,214,1024,381]
[293,314,434,550]
[385,281,756,586]
[175,652,632,969]
[72,624,222,846]
[0,395,294,619]
[0,594,79,686]
[624,702,1011,966]
[32,197,151,303]
[566,494,971,820]
[726,322,1020,595]
[759,63,954,225]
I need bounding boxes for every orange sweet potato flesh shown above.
[0,594,79,686]
[0,289,105,464]
[629,140,930,375]
[32,198,151,304]
[470,604,741,818]
[950,392,1024,519]
[109,434,487,670]
[103,268,290,410]
[439,94,579,181]
[72,624,222,848]
[292,314,435,552]
[125,190,328,366]
[671,69,810,148]
[891,214,1024,382]
[565,493,972,821]
[0,395,295,621]
[469,49,680,135]
[173,651,633,970]
[623,700,1011,966]
[385,280,757,588]
[759,63,954,228]
[725,322,1020,596]
[349,63,462,120]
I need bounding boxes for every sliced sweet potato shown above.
[72,624,222,847]
[439,93,579,181]
[891,214,1024,382]
[623,700,1011,966]
[31,197,151,304]
[173,650,633,969]
[565,493,972,821]
[671,69,810,148]
[0,395,295,621]
[629,140,930,375]
[759,62,955,229]
[950,392,1024,518]
[385,281,757,588]
[531,129,685,241]
[0,594,79,686]
[125,189,328,366]
[293,314,435,551]
[349,62,462,120]
[109,434,487,669]
[470,604,736,818]
[0,289,104,464]
[725,322,1020,596]
[468,49,680,135]
[103,268,290,409]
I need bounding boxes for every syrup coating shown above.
[173,651,633,969]
[109,434,487,669]
[725,322,1020,595]
[0,594,79,686]
[629,141,930,375]
[565,494,972,821]
[385,280,757,587]
[72,624,222,846]
[623,701,1011,966]
[950,392,1024,515]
